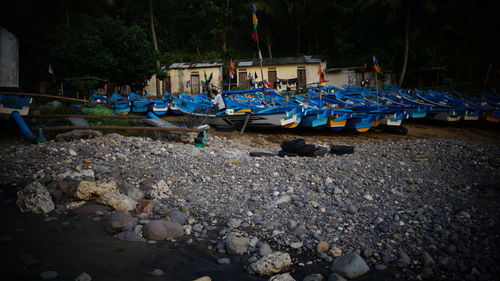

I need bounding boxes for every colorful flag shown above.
[251,4,259,42]
[317,66,327,83]
[230,60,236,79]
[373,56,382,73]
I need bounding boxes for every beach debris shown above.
[16,182,54,214]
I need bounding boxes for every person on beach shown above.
[212,89,226,112]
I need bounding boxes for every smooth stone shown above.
[259,243,273,257]
[40,271,58,279]
[303,273,324,281]
[330,253,369,279]
[226,236,249,255]
[149,269,164,276]
[75,272,92,281]
[327,273,346,281]
[269,273,296,281]
[217,257,231,264]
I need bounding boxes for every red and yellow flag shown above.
[373,55,382,73]
[317,66,327,83]
[251,4,259,42]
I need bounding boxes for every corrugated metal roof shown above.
[167,60,224,69]
[236,56,325,67]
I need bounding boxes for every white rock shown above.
[16,182,54,214]
[148,180,172,199]
[250,252,292,276]
[269,273,296,281]
[65,201,86,210]
[363,194,373,201]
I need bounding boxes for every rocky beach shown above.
[0,122,499,281]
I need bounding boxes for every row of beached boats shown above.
[89,92,181,115]
[88,84,499,132]
[171,84,500,132]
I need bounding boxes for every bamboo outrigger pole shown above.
[0,91,88,103]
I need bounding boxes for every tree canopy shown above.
[0,0,498,91]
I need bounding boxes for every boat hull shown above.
[0,95,32,116]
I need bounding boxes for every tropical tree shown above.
[50,15,158,88]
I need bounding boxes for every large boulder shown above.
[249,252,292,276]
[330,253,369,279]
[226,236,249,255]
[16,182,55,214]
[76,180,118,200]
[142,220,183,241]
[96,192,136,211]
[147,180,172,199]
[106,211,138,234]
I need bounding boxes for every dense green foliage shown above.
[50,15,157,87]
[1,0,498,90]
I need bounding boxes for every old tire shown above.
[278,150,300,157]
[383,125,408,135]
[280,139,306,153]
[330,145,355,155]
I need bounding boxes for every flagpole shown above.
[375,72,379,109]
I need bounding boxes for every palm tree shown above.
[149,0,161,97]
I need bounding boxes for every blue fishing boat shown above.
[0,93,43,143]
[128,92,149,113]
[174,88,300,128]
[110,93,130,114]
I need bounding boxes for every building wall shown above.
[326,70,356,88]
[169,66,222,95]
[144,74,159,94]
[144,66,223,95]
[236,61,327,90]
[0,27,19,88]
